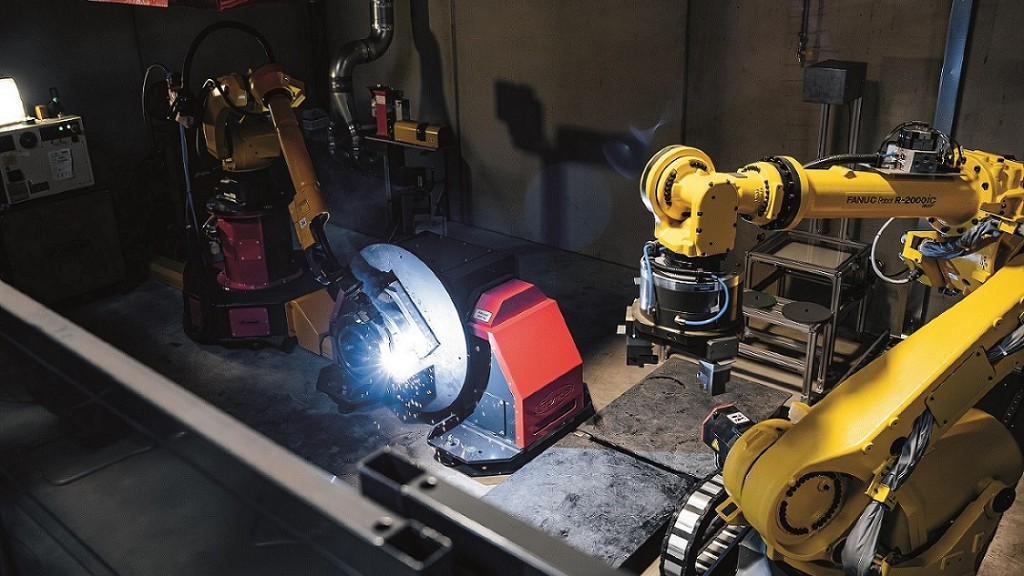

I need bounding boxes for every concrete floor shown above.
[2,221,1022,575]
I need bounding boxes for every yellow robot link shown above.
[640,141,1024,575]
[203,64,330,255]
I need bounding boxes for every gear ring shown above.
[778,472,844,535]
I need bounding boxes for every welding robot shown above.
[171,23,588,474]
[624,123,1024,576]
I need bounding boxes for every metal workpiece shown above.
[359,449,624,576]
[781,301,832,324]
[319,232,515,420]
[696,357,732,396]
[343,242,471,417]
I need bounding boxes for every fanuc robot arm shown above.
[198,63,355,295]
[634,125,1024,575]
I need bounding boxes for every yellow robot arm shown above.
[642,144,1023,281]
[199,63,352,293]
[640,136,1024,575]
[248,65,330,254]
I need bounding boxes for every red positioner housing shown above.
[469,279,585,449]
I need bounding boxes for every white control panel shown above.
[1,115,94,205]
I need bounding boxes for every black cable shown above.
[206,77,263,120]
[181,21,275,92]
[989,324,1024,362]
[141,63,170,146]
[803,153,881,170]
[842,410,936,576]
[876,121,931,154]
[797,0,811,65]
[179,124,201,238]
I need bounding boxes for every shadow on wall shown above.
[409,0,451,126]
[407,0,467,224]
[493,81,651,252]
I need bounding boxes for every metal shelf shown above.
[741,231,873,401]
[741,295,829,401]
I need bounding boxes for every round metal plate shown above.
[781,301,832,324]
[743,290,776,309]
[355,243,469,414]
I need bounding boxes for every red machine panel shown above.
[470,280,585,448]
[228,306,271,337]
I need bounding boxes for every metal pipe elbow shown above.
[328,0,394,155]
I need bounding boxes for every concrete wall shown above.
[685,0,1023,170]
[319,0,688,265]
[3,0,1021,270]
[451,1,687,265]
[687,0,951,169]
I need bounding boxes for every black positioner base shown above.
[429,392,595,477]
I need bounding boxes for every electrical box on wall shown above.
[802,60,867,105]
[0,116,94,206]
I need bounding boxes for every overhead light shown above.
[0,77,27,126]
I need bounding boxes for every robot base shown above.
[182,252,325,350]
